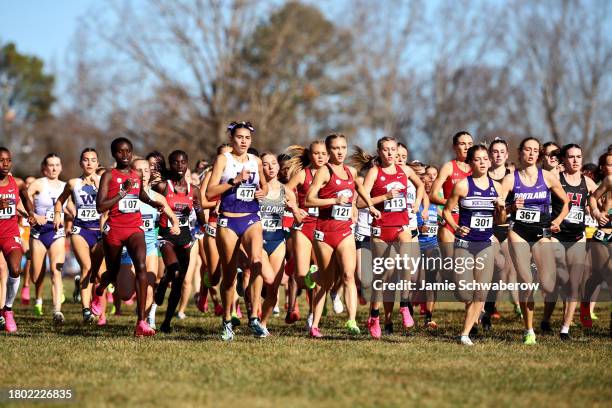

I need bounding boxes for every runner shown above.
[95,138,169,337]
[27,153,67,322]
[501,137,569,344]
[305,133,380,338]
[205,121,268,341]
[443,145,505,345]
[53,148,105,323]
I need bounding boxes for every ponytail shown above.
[349,146,377,174]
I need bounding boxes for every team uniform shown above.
[417,203,439,252]
[370,165,410,242]
[120,190,158,264]
[103,168,142,247]
[293,168,318,241]
[508,169,552,244]
[0,175,23,257]
[71,178,101,248]
[455,176,497,254]
[31,178,66,248]
[260,186,286,256]
[355,208,371,249]
[490,169,511,242]
[552,173,589,246]
[217,152,260,236]
[159,180,194,249]
[406,179,419,239]
[442,160,472,234]
[314,165,355,249]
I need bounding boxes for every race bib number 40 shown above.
[331,205,351,221]
[236,185,256,202]
[119,198,140,213]
[383,197,406,212]
[470,216,493,229]
[515,208,540,223]
[0,203,16,219]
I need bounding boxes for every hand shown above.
[456,225,470,237]
[294,209,308,225]
[513,198,525,211]
[386,189,401,199]
[235,168,250,184]
[170,224,180,235]
[335,195,350,205]
[369,207,381,219]
[33,214,47,226]
[254,189,266,200]
[121,178,133,191]
[593,209,609,226]
[53,216,63,231]
[550,220,561,234]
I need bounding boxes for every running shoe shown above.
[154,275,170,306]
[159,323,172,334]
[248,318,267,338]
[177,311,187,320]
[3,310,17,333]
[197,291,208,313]
[73,275,81,303]
[367,316,381,339]
[111,305,118,315]
[91,291,103,316]
[523,332,537,345]
[540,320,552,334]
[346,319,360,335]
[231,312,241,327]
[304,266,317,290]
[285,310,300,324]
[384,322,393,335]
[491,307,501,320]
[82,308,95,324]
[20,286,30,305]
[331,292,344,314]
[425,319,438,330]
[580,303,593,328]
[33,303,43,317]
[399,306,415,328]
[559,332,570,341]
[97,316,107,326]
[309,327,322,338]
[0,314,5,330]
[481,313,492,331]
[125,293,135,306]
[459,335,474,346]
[221,321,234,342]
[214,303,223,316]
[272,306,280,317]
[52,311,65,324]
[134,320,155,337]
[590,312,598,321]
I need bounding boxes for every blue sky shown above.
[0,0,95,72]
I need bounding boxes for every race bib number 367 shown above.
[515,208,540,223]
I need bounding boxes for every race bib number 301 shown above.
[470,216,493,229]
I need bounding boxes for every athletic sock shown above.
[370,309,380,318]
[149,303,157,320]
[525,328,535,336]
[560,325,570,334]
[36,298,43,305]
[5,276,20,308]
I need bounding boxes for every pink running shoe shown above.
[399,306,415,328]
[367,316,381,339]
[197,291,208,313]
[309,327,322,338]
[21,286,30,305]
[125,292,136,306]
[91,291,103,316]
[214,303,223,316]
[97,315,107,326]
[3,310,17,333]
[134,320,155,337]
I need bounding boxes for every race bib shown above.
[262,215,282,231]
[331,205,351,221]
[372,227,381,237]
[384,196,407,212]
[314,230,325,241]
[0,203,15,219]
[118,198,140,213]
[169,216,190,228]
[584,214,597,227]
[236,185,256,202]
[515,208,540,223]
[217,218,228,228]
[45,209,55,222]
[422,224,438,237]
[77,207,100,221]
[470,215,493,229]
[142,217,154,231]
[205,224,217,237]
[307,207,319,216]
[564,206,584,224]
[71,225,81,235]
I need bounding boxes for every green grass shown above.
[2,280,611,408]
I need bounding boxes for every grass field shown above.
[2,280,611,408]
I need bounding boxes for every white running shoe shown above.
[272,306,280,316]
[331,292,344,314]
[53,311,65,324]
[459,335,474,346]
[177,311,187,320]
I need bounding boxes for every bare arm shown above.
[404,165,425,211]
[429,161,453,206]
[545,170,569,230]
[442,179,467,232]
[305,166,336,208]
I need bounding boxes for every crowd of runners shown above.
[0,123,611,345]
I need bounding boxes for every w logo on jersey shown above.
[567,192,582,206]
[80,194,96,205]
